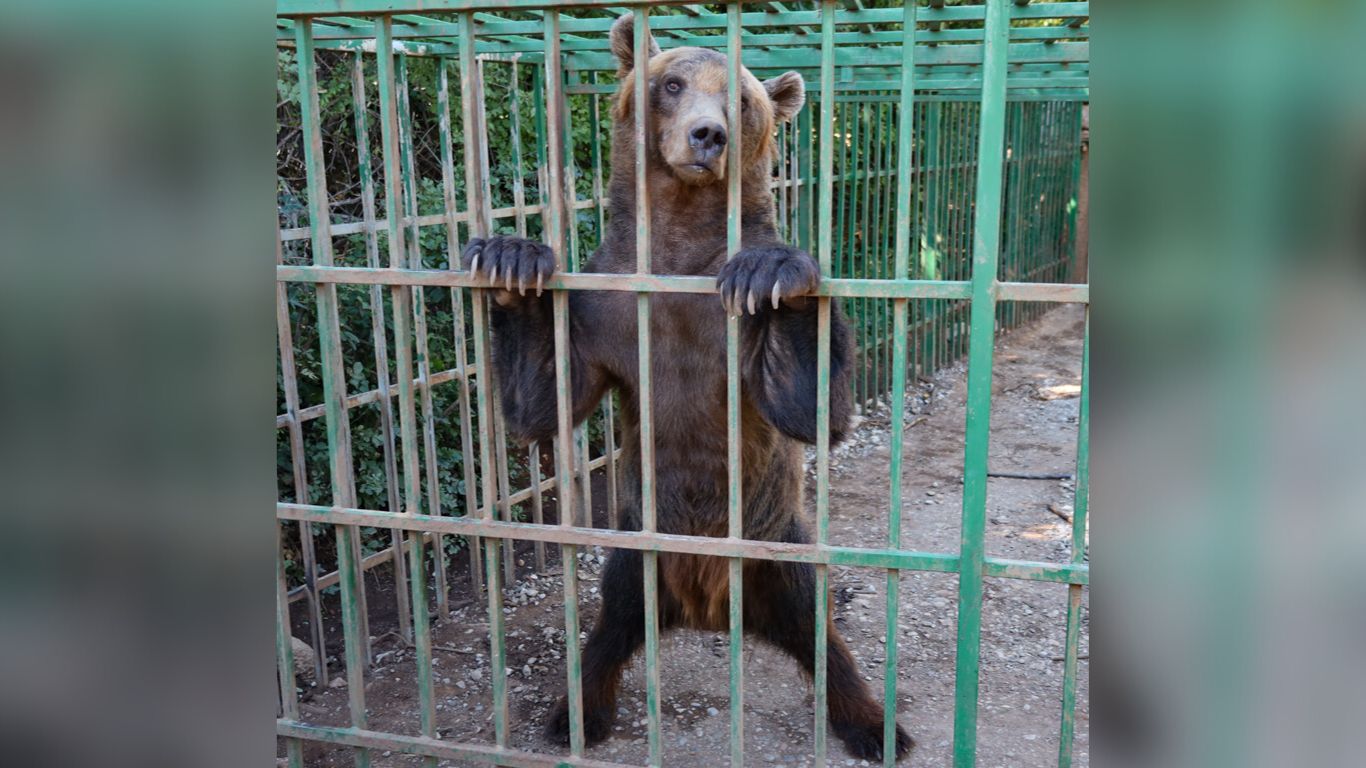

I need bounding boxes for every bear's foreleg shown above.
[463,236,608,445]
[717,244,855,445]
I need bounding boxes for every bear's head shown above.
[610,14,805,186]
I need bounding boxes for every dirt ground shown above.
[284,304,1090,767]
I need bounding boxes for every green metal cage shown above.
[275,2,1089,766]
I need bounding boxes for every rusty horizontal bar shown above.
[276,365,468,428]
[277,503,1088,584]
[280,14,1088,44]
[278,2,1089,25]
[277,265,969,298]
[982,557,1089,586]
[280,161,903,241]
[277,196,599,242]
[287,530,437,600]
[996,281,1089,303]
[279,265,1090,304]
[277,720,630,768]
[284,447,626,603]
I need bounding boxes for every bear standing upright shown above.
[461,14,913,762]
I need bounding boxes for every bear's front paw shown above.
[462,236,557,300]
[715,245,821,316]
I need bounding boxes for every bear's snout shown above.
[687,120,727,163]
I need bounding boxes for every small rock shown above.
[707,706,720,716]
[328,676,346,689]
[291,637,317,681]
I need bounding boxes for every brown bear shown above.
[461,14,913,762]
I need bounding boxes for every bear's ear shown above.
[764,72,806,123]
[611,14,660,78]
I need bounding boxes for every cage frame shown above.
[275,2,1090,767]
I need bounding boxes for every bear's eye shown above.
[664,79,682,94]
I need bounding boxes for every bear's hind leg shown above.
[745,558,914,762]
[546,547,648,746]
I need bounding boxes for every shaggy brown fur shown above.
[461,14,912,761]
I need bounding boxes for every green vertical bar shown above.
[584,70,617,532]
[725,5,745,767]
[1052,104,1073,284]
[533,65,549,224]
[942,104,956,364]
[298,20,369,768]
[952,1,1011,765]
[858,102,873,402]
[884,6,916,762]
[961,103,977,358]
[1027,103,1032,321]
[458,12,509,749]
[814,3,836,764]
[632,11,662,766]
[954,104,969,361]
[1002,103,1019,329]
[397,50,444,543]
[564,68,582,271]
[849,101,864,404]
[777,121,789,240]
[392,51,438,767]
[883,100,897,390]
[276,231,328,683]
[588,71,607,239]
[349,50,414,635]
[1043,104,1064,288]
[543,12,586,758]
[1057,317,1089,768]
[528,441,548,571]
[276,524,304,768]
[834,101,847,280]
[921,101,941,374]
[936,103,949,370]
[435,56,485,597]
[878,101,892,399]
[565,66,594,531]
[797,105,813,255]
[1054,104,1071,283]
[511,58,528,237]
[1067,104,1084,283]
[867,102,879,398]
[587,72,617,532]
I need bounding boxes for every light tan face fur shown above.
[611,17,805,186]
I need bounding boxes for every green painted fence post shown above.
[952,1,1012,765]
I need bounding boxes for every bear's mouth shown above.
[674,161,721,182]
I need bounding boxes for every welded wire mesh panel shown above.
[275,3,1089,767]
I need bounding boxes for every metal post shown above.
[952,1,1012,764]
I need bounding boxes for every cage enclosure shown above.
[276,2,1088,766]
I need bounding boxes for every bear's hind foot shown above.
[544,694,615,747]
[832,717,915,762]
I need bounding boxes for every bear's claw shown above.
[716,245,821,316]
[462,236,557,298]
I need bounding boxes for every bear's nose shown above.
[688,121,727,155]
